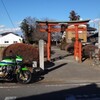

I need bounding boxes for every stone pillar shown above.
[39,40,44,70]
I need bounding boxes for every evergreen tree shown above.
[69,10,80,21]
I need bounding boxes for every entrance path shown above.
[41,46,100,84]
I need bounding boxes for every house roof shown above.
[86,24,97,31]
[0,32,20,36]
[87,26,97,31]
[87,32,98,38]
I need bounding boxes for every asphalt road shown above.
[0,82,100,100]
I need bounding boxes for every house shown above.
[0,32,23,47]
[66,24,96,43]
[87,32,98,44]
[66,24,87,43]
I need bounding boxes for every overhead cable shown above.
[1,0,15,28]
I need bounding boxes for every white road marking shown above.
[0,86,20,88]
[4,96,17,100]
[45,82,100,87]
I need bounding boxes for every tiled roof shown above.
[87,32,98,38]
[0,32,19,36]
[87,26,97,31]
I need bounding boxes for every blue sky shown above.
[0,0,100,34]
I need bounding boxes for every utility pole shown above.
[98,21,100,48]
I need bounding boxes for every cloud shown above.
[80,18,83,20]
[89,18,100,23]
[0,25,5,28]
[16,21,22,26]
[0,24,21,34]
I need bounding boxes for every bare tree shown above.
[20,17,47,44]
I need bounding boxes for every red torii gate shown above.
[36,21,61,61]
[36,20,90,62]
[66,20,90,62]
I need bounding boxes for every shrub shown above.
[82,44,98,58]
[59,38,67,50]
[3,43,47,65]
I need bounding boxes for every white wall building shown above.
[0,32,22,47]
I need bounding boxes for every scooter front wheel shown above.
[16,70,32,84]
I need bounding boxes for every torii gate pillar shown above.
[66,20,90,62]
[74,25,79,61]
[47,25,51,61]
[74,24,82,62]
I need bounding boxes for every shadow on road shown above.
[51,55,68,62]
[31,61,67,83]
[17,83,100,100]
[51,53,73,63]
[44,62,67,75]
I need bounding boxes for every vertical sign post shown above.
[39,39,44,70]
[98,22,100,49]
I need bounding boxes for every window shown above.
[79,39,84,42]
[4,41,9,43]
[13,41,17,43]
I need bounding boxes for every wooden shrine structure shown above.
[37,20,90,62]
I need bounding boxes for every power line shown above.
[1,0,15,28]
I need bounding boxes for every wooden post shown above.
[39,40,44,70]
[79,42,82,62]
[47,25,51,61]
[74,24,79,61]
